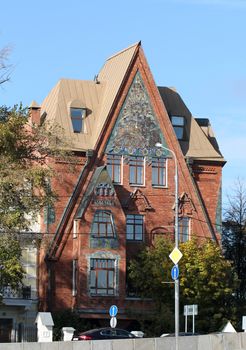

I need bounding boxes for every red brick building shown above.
[30,42,225,327]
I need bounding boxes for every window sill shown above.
[90,293,117,297]
[125,297,152,301]
[126,240,144,243]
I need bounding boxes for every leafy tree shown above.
[180,239,237,332]
[0,104,72,302]
[128,237,237,335]
[0,234,25,297]
[222,179,246,324]
[0,104,70,232]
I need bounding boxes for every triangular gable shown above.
[178,192,196,216]
[97,44,218,241]
[123,188,153,212]
[105,71,170,159]
[76,166,117,219]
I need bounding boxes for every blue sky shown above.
[1,0,245,208]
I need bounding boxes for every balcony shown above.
[1,285,34,307]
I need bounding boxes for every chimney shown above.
[29,100,41,125]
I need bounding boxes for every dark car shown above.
[72,327,137,341]
[161,332,200,337]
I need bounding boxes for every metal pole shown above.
[155,143,179,350]
[193,305,195,334]
[174,153,179,350]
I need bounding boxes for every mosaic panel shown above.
[105,71,169,160]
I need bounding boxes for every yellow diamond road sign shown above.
[169,247,183,265]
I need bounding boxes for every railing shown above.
[1,285,31,299]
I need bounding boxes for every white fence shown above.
[0,333,246,350]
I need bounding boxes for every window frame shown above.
[70,107,86,133]
[152,157,167,187]
[171,115,185,140]
[91,210,116,238]
[89,258,115,296]
[126,214,144,241]
[179,216,190,242]
[107,154,122,185]
[129,156,145,186]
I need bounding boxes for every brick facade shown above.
[34,43,225,327]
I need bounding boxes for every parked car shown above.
[160,332,200,337]
[72,327,137,341]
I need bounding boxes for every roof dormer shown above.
[68,100,87,133]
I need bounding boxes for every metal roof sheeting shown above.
[39,42,224,162]
[40,43,139,151]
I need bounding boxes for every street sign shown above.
[184,304,198,316]
[171,265,179,280]
[110,316,117,328]
[169,247,183,265]
[109,305,118,317]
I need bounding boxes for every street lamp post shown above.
[155,142,179,350]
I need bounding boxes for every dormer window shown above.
[171,116,185,140]
[71,108,86,133]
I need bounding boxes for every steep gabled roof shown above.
[95,42,140,144]
[40,42,140,151]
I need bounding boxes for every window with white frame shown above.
[179,217,190,242]
[152,157,167,187]
[126,214,144,241]
[129,156,144,186]
[90,258,115,295]
[107,154,122,184]
[91,210,115,238]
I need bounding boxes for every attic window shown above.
[171,116,185,140]
[71,108,86,133]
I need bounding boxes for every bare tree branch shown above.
[0,45,13,85]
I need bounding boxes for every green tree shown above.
[222,179,246,326]
[0,104,72,301]
[0,234,24,297]
[128,237,237,335]
[180,239,237,332]
[0,104,70,232]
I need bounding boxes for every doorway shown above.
[0,318,13,342]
